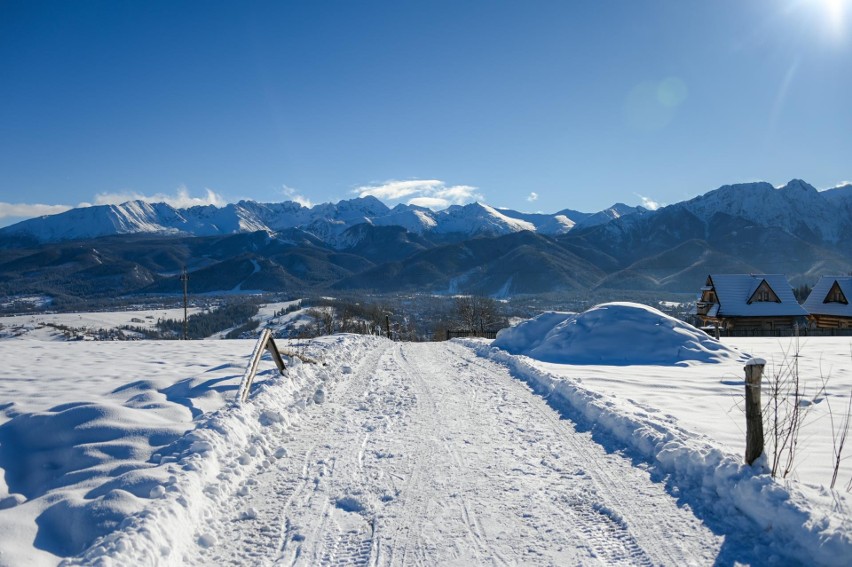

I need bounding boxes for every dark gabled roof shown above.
[707,274,807,317]
[803,276,852,318]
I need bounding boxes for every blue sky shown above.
[1,0,850,226]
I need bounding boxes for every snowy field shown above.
[0,303,849,565]
[557,336,852,488]
[0,301,308,342]
[0,307,205,340]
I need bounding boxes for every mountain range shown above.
[0,194,637,246]
[1,179,850,302]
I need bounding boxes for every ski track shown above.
[186,340,724,566]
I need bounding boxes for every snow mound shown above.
[494,302,742,366]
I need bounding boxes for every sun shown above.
[825,0,845,20]
[812,0,848,33]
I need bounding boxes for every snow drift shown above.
[0,336,378,566]
[494,302,743,365]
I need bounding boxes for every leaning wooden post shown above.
[744,358,766,465]
[236,328,286,404]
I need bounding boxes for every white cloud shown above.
[436,184,480,202]
[635,193,662,210]
[93,185,224,208]
[282,185,312,207]
[358,179,444,200]
[0,202,73,219]
[357,179,482,210]
[527,192,539,202]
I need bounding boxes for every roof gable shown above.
[746,279,781,304]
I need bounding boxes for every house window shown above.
[754,290,772,302]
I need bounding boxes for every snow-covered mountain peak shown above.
[372,206,438,233]
[680,179,841,242]
[329,195,390,217]
[430,202,536,236]
[573,203,645,229]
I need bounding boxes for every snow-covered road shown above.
[188,341,726,566]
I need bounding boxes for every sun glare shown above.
[814,0,848,34]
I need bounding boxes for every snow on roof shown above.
[708,274,807,317]
[803,276,852,317]
[493,302,743,366]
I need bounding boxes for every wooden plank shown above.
[265,335,287,375]
[236,329,286,404]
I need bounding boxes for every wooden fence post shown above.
[236,328,286,403]
[744,358,766,465]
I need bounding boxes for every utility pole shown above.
[180,267,189,340]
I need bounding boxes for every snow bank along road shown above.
[184,340,733,566]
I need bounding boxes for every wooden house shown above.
[696,274,808,332]
[803,276,852,329]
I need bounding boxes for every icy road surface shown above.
[189,341,725,566]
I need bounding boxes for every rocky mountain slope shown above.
[1,179,850,300]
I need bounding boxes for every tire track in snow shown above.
[381,343,516,565]
[445,341,719,565]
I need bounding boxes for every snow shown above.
[493,302,744,365]
[4,178,850,251]
[0,307,204,341]
[371,207,438,233]
[681,179,843,243]
[0,303,850,565]
[474,338,852,565]
[0,302,311,342]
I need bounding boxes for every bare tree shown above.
[763,337,827,479]
[304,307,336,337]
[827,387,852,489]
[454,295,504,334]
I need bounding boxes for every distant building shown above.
[696,274,808,332]
[803,276,852,329]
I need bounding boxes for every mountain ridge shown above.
[0,194,641,247]
[2,178,851,301]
